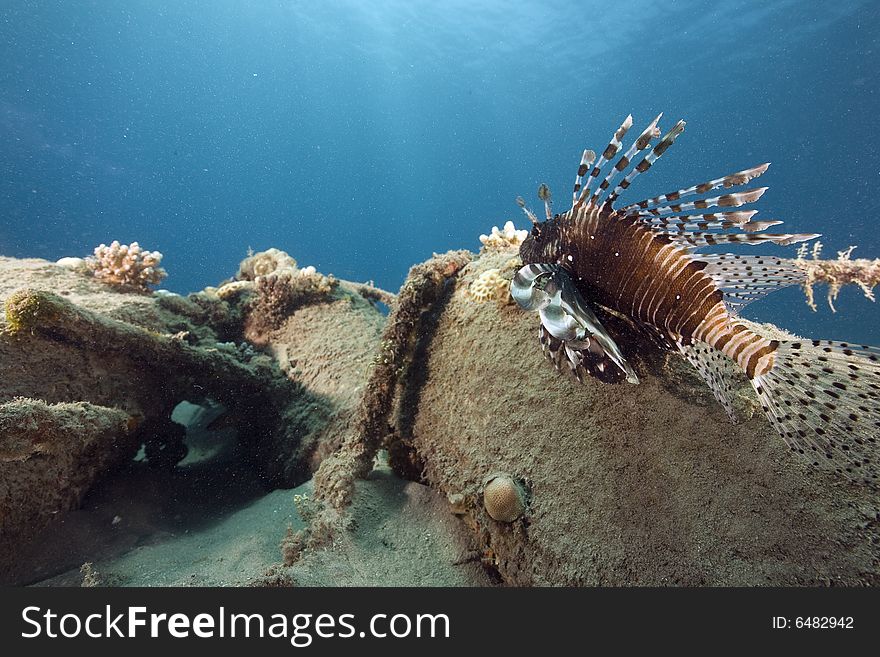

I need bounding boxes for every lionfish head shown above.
[516,185,563,265]
[519,214,564,265]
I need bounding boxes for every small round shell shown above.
[482,473,527,523]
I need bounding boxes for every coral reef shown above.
[213,280,255,301]
[0,251,387,583]
[5,234,879,587]
[243,269,338,342]
[55,257,87,272]
[3,289,280,403]
[468,268,511,303]
[248,272,299,335]
[84,241,166,293]
[479,220,529,251]
[2,287,317,478]
[237,247,298,281]
[795,241,880,311]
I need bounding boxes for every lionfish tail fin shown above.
[752,340,880,485]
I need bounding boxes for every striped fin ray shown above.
[649,215,783,234]
[539,325,567,371]
[590,113,662,207]
[627,187,769,217]
[620,163,771,214]
[538,325,631,384]
[645,210,758,227]
[677,340,741,423]
[751,340,880,484]
[605,119,687,208]
[668,231,820,250]
[698,253,807,311]
[575,115,633,207]
[571,149,597,207]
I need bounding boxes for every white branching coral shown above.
[794,241,880,312]
[85,241,166,292]
[237,247,298,281]
[479,220,528,251]
[469,268,510,303]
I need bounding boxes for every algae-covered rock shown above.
[390,249,880,585]
[0,399,138,554]
[0,253,386,582]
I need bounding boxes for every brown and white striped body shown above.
[526,204,779,381]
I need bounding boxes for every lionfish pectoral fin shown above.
[538,326,630,385]
[676,340,741,423]
[511,263,559,311]
[516,264,638,384]
[552,271,639,384]
[699,254,809,313]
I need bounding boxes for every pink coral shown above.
[85,241,166,292]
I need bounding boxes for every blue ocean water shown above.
[1,0,878,343]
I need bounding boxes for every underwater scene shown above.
[1,0,878,587]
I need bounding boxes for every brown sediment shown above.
[795,241,880,312]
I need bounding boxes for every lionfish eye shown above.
[533,271,553,291]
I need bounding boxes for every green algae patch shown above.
[4,289,65,334]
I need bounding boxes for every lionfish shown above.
[510,114,879,484]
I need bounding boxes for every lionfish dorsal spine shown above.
[574,114,633,207]
[589,113,663,208]
[620,163,771,214]
[604,119,686,209]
